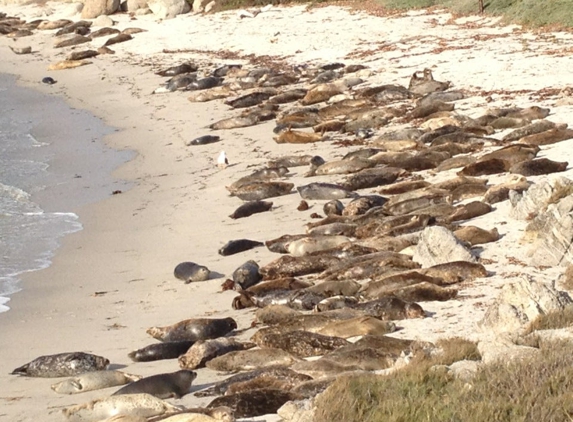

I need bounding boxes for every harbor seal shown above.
[178,338,254,369]
[195,367,307,397]
[11,352,109,378]
[207,389,302,418]
[128,341,194,362]
[112,370,197,399]
[227,181,294,201]
[509,158,568,176]
[219,239,264,256]
[232,260,262,290]
[317,316,396,338]
[147,407,234,422]
[174,262,210,283]
[147,317,237,342]
[186,135,220,146]
[297,183,356,200]
[323,200,345,216]
[63,393,181,422]
[229,200,273,219]
[252,330,349,358]
[51,370,142,394]
[206,348,300,372]
[352,297,425,320]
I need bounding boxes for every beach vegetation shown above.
[314,340,573,422]
[524,305,573,334]
[375,0,573,29]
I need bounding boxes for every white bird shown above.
[217,151,229,169]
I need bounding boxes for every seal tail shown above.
[11,363,30,375]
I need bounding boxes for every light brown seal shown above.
[317,316,396,338]
[454,226,500,246]
[178,338,255,369]
[206,349,300,372]
[251,330,349,358]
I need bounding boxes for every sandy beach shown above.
[2,2,573,420]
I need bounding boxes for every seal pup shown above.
[62,393,181,421]
[454,226,500,246]
[229,201,273,219]
[51,371,142,394]
[186,135,220,146]
[112,370,197,399]
[419,261,487,284]
[174,262,210,283]
[206,349,300,372]
[147,317,237,342]
[219,239,264,256]
[156,63,198,77]
[178,338,254,369]
[208,389,301,418]
[128,341,194,362]
[12,352,109,378]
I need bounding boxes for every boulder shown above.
[526,195,573,267]
[192,0,210,13]
[478,336,539,365]
[508,176,573,220]
[412,226,476,267]
[81,0,120,18]
[277,399,315,422]
[148,0,190,19]
[126,0,148,12]
[479,275,572,334]
[447,360,481,381]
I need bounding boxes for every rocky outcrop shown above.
[148,0,190,19]
[479,275,572,334]
[126,0,148,12]
[509,176,573,220]
[192,0,210,13]
[525,195,573,267]
[81,0,120,18]
[477,337,540,365]
[413,226,476,267]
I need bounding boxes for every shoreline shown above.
[2,2,573,420]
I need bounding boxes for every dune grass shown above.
[315,340,573,422]
[525,305,573,334]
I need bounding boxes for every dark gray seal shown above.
[173,262,210,283]
[128,341,194,362]
[232,260,262,290]
[112,370,197,399]
[229,200,273,219]
[11,352,109,378]
[219,239,264,256]
[156,62,198,77]
[186,135,220,146]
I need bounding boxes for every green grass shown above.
[315,340,573,422]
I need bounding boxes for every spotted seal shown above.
[147,318,237,342]
[112,370,197,399]
[251,330,349,358]
[207,389,302,418]
[11,352,109,378]
[206,349,300,372]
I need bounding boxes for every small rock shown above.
[204,0,216,13]
[192,0,211,13]
[93,15,114,27]
[127,0,148,12]
[509,176,573,220]
[277,399,315,422]
[478,336,539,365]
[447,359,481,381]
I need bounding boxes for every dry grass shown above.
[315,341,573,422]
[525,306,573,334]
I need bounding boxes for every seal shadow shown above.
[424,310,437,318]
[191,381,216,392]
[108,363,128,370]
[208,271,225,280]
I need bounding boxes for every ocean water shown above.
[0,74,133,312]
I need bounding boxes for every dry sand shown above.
[1,2,573,421]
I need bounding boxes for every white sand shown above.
[1,2,573,421]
